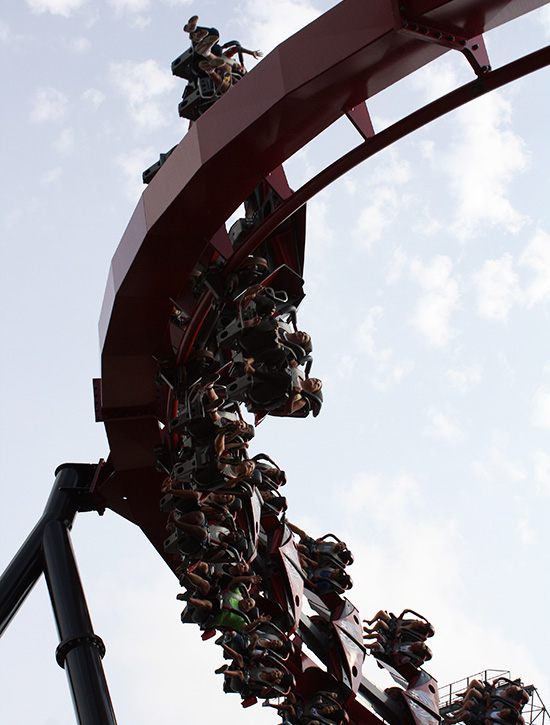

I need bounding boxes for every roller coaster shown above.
[1,1,550,723]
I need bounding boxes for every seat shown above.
[171,47,198,81]
[227,373,292,413]
[170,395,209,436]
[178,79,218,120]
[217,316,246,349]
[185,348,218,384]
[142,146,177,184]
[171,46,219,121]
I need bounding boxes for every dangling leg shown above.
[167,511,207,540]
[183,570,212,596]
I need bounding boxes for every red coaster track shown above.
[90,0,550,722]
[95,0,549,552]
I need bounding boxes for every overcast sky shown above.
[1,1,550,724]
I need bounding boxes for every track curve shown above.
[94,0,549,551]
[92,1,550,723]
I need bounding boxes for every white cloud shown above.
[472,231,550,322]
[26,0,88,16]
[354,151,412,248]
[31,87,69,124]
[70,36,91,52]
[423,406,468,444]
[472,430,527,484]
[418,138,435,161]
[116,146,156,201]
[81,87,106,109]
[392,359,415,384]
[538,5,550,36]
[129,14,151,30]
[40,167,63,185]
[341,469,546,693]
[371,149,412,186]
[344,177,357,195]
[285,147,317,187]
[107,0,152,28]
[344,471,463,601]
[473,253,521,322]
[334,354,356,380]
[354,187,408,247]
[305,197,334,258]
[355,306,414,390]
[532,384,550,429]
[300,196,334,292]
[413,59,461,101]
[354,188,396,246]
[410,254,453,289]
[356,306,391,362]
[496,351,515,387]
[108,0,150,12]
[240,0,321,55]
[370,358,414,390]
[519,227,550,307]
[410,255,460,347]
[110,59,177,131]
[533,450,550,495]
[346,472,422,525]
[0,21,9,42]
[413,71,529,241]
[1,208,23,231]
[516,517,535,546]
[53,128,75,153]
[414,62,529,240]
[451,93,528,239]
[532,450,550,495]
[384,247,408,284]
[445,364,483,394]
[411,210,442,238]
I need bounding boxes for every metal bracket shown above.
[345,102,376,140]
[397,10,491,77]
[264,164,292,200]
[56,634,106,668]
[208,224,234,260]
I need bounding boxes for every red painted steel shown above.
[95,0,549,554]
[219,42,550,283]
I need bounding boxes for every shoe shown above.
[184,15,199,33]
[194,33,219,55]
[207,56,225,68]
[215,664,228,674]
[191,27,208,42]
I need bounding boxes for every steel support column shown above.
[0,463,116,724]
[0,463,97,636]
[42,519,117,725]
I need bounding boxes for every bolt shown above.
[459,39,467,46]
[472,43,479,50]
[421,26,429,34]
[411,23,418,31]
[402,20,408,28]
[434,31,442,39]
[447,35,455,42]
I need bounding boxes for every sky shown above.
[1,1,550,724]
